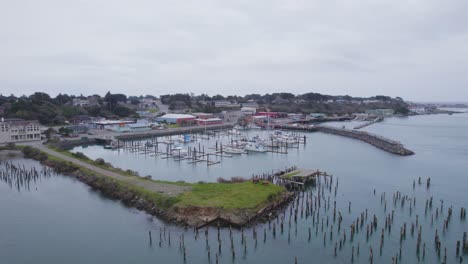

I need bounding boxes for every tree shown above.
[58,127,73,136]
[113,105,134,117]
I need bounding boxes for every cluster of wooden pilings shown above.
[0,160,56,191]
[116,129,308,167]
[141,173,467,263]
[118,134,231,166]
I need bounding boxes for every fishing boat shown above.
[245,143,267,153]
[223,147,246,154]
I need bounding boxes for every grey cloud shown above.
[0,0,467,101]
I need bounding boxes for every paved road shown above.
[28,142,191,196]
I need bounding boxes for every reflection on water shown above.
[0,159,57,191]
[1,114,468,263]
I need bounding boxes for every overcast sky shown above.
[1,0,467,101]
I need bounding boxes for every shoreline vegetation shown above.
[0,144,290,228]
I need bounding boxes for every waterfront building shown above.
[241,107,257,115]
[111,122,152,133]
[196,118,223,126]
[365,109,395,116]
[156,114,196,124]
[0,118,43,143]
[88,120,136,130]
[192,113,215,119]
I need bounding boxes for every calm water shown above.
[1,113,468,263]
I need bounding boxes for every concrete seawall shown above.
[316,125,415,156]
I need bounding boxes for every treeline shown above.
[0,92,136,125]
[160,92,408,114]
[161,92,400,104]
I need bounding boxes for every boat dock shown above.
[280,169,331,185]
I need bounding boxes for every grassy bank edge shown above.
[1,144,287,213]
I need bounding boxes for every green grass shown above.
[176,181,284,209]
[148,108,158,113]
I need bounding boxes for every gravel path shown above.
[31,143,191,196]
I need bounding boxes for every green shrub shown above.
[95,158,106,166]
[72,152,89,160]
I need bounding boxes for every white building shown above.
[0,118,43,143]
[214,100,231,107]
[241,107,257,115]
[72,98,90,107]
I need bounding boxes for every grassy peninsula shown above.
[4,144,288,227]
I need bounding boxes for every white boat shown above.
[171,144,183,152]
[249,124,262,130]
[223,147,246,154]
[227,129,241,136]
[260,141,279,148]
[245,143,267,153]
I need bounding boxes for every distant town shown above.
[0,92,464,144]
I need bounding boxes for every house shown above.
[156,114,196,124]
[214,100,231,107]
[0,118,43,143]
[72,98,90,107]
